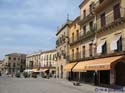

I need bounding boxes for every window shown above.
[72,49,74,60]
[53,55,54,61]
[89,43,93,57]
[89,21,93,31]
[18,58,20,61]
[49,54,51,60]
[64,32,65,37]
[44,57,46,61]
[50,62,52,67]
[76,30,79,40]
[47,62,48,67]
[83,10,86,18]
[83,26,86,35]
[30,61,33,69]
[100,13,106,27]
[89,4,93,14]
[82,46,85,58]
[76,48,79,60]
[47,55,48,61]
[13,58,16,60]
[113,3,120,20]
[9,57,11,60]
[13,63,16,67]
[116,37,122,52]
[72,32,74,43]
[102,42,107,55]
[8,63,11,67]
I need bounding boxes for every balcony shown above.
[70,27,96,46]
[69,35,81,45]
[94,0,114,13]
[81,27,96,40]
[68,53,81,62]
[80,9,94,25]
[96,7,125,32]
[56,36,68,47]
[68,51,95,63]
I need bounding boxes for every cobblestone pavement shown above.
[0,76,125,93]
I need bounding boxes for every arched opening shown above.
[61,65,63,78]
[115,62,125,86]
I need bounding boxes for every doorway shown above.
[61,65,63,78]
[115,62,125,86]
[100,70,110,85]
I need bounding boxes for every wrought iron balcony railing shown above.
[70,26,96,45]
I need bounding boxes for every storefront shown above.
[72,61,95,84]
[64,62,77,80]
[65,56,125,86]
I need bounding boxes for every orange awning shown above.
[64,62,77,72]
[73,56,124,72]
[72,62,88,72]
[85,56,123,71]
[42,69,49,72]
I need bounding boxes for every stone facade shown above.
[40,49,57,75]
[26,51,41,70]
[56,20,72,79]
[4,53,26,75]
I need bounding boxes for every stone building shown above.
[0,60,4,72]
[40,49,57,76]
[63,0,125,86]
[56,20,72,79]
[4,53,26,75]
[26,51,42,71]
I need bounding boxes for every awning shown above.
[49,68,56,71]
[39,69,49,72]
[32,69,39,72]
[85,56,123,71]
[64,62,77,72]
[39,69,44,72]
[42,69,49,72]
[72,62,88,72]
[97,40,106,54]
[73,56,124,72]
[110,34,122,51]
[24,69,32,72]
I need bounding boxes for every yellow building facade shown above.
[95,0,125,86]
[40,49,57,76]
[56,20,72,79]
[69,17,80,62]
[64,0,125,86]
[26,51,41,70]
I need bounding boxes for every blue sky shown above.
[0,0,82,59]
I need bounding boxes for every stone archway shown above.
[115,62,125,86]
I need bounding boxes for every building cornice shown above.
[79,0,89,9]
[56,21,72,36]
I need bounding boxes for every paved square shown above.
[0,76,124,93]
[0,76,95,93]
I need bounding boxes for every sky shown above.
[0,0,82,59]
